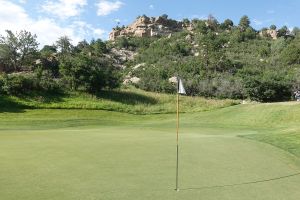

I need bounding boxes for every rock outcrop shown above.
[109,15,185,40]
[260,29,278,40]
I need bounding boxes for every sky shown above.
[0,0,299,47]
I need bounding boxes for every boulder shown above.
[130,77,141,84]
[133,63,146,70]
[169,76,178,84]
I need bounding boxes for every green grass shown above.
[1,88,238,114]
[1,93,300,199]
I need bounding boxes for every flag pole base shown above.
[175,188,180,192]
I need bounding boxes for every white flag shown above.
[178,78,186,95]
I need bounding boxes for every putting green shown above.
[0,109,300,200]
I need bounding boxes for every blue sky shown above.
[0,0,299,46]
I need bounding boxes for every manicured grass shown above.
[1,101,300,199]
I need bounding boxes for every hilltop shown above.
[109,14,282,41]
[109,15,189,40]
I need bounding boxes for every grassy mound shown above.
[1,88,238,114]
[180,102,300,158]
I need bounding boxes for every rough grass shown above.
[1,88,238,114]
[180,102,300,158]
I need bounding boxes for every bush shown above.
[1,73,36,95]
[241,69,293,102]
[60,54,121,93]
[0,75,4,94]
[1,72,61,95]
[36,70,61,92]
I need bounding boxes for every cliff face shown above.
[109,15,187,40]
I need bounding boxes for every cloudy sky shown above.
[0,0,299,47]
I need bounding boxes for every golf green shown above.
[1,109,300,200]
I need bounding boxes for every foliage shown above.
[1,15,300,102]
[220,19,234,30]
[239,15,251,30]
[0,30,39,72]
[125,16,300,102]
[280,35,300,64]
[238,67,293,101]
[113,36,157,51]
[59,52,120,93]
[0,72,60,95]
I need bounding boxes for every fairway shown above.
[1,108,300,200]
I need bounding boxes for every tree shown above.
[292,27,300,36]
[270,25,277,30]
[0,30,39,72]
[280,36,300,64]
[239,15,251,30]
[59,53,120,92]
[40,45,57,57]
[37,45,59,77]
[161,14,168,19]
[56,36,73,59]
[182,18,190,25]
[221,19,234,30]
[195,20,208,34]
[74,40,89,53]
[90,39,108,54]
[277,26,289,37]
[206,14,219,30]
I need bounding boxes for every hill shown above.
[1,14,300,103]
[109,15,300,102]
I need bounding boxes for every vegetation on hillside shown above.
[0,33,120,95]
[1,15,300,102]
[126,15,300,102]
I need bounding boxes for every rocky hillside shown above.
[108,15,300,102]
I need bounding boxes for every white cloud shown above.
[149,5,154,10]
[114,18,121,23]
[253,19,263,26]
[71,20,106,39]
[0,1,106,47]
[96,0,124,16]
[19,0,27,4]
[41,0,87,19]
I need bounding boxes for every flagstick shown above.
[176,89,180,191]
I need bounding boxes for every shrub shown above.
[60,53,121,93]
[1,73,36,95]
[241,69,293,102]
[0,75,4,94]
[1,72,61,95]
[36,70,61,92]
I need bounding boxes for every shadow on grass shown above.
[180,172,300,191]
[19,91,67,104]
[0,92,67,113]
[95,90,158,105]
[0,95,29,113]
